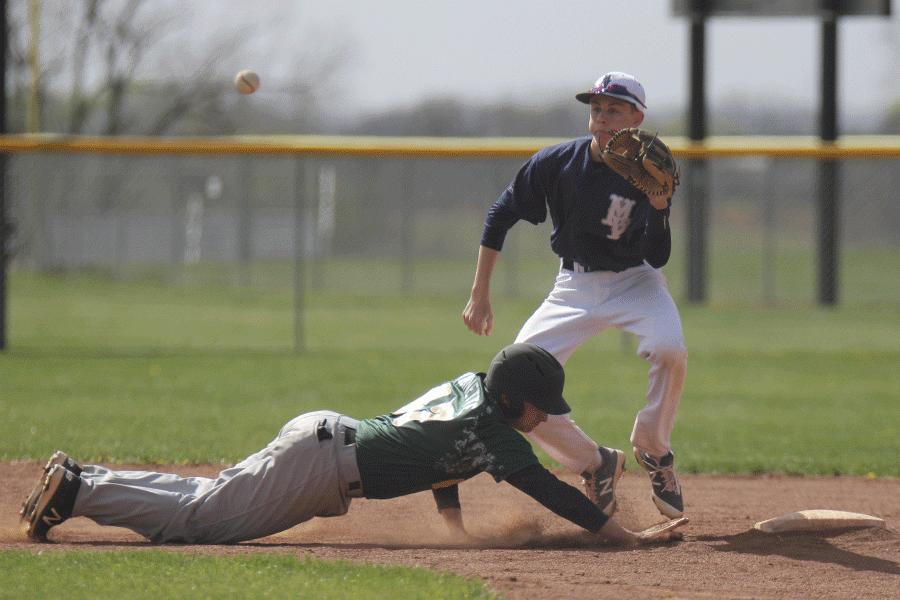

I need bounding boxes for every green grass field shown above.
[2,260,899,599]
[3,265,898,474]
[0,551,494,600]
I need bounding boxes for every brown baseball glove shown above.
[600,128,680,197]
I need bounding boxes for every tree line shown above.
[5,0,899,138]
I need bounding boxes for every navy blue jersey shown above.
[481,136,671,272]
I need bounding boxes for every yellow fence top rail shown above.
[1,134,899,159]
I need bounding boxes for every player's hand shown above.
[440,508,488,544]
[634,517,689,545]
[598,516,688,548]
[648,191,671,211]
[462,296,493,336]
[446,526,489,545]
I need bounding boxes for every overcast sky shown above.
[191,1,899,123]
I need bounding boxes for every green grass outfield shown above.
[3,266,898,474]
[2,263,899,599]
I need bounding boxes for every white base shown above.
[754,509,886,533]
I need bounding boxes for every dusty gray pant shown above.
[72,411,361,544]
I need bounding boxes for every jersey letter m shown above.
[601,194,636,240]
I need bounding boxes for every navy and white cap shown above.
[576,72,646,112]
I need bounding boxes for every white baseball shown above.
[234,70,260,95]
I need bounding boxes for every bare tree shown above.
[68,0,171,134]
[4,0,176,133]
[4,0,354,135]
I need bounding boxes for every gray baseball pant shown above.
[71,411,362,544]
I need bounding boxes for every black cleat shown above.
[26,464,82,541]
[20,451,82,523]
[581,447,627,517]
[634,448,684,519]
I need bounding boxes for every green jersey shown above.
[354,372,540,499]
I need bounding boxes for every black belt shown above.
[562,258,600,273]
[313,418,362,496]
[315,420,356,445]
[343,426,362,495]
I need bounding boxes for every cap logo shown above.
[589,82,646,109]
[576,72,646,110]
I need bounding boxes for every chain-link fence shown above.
[4,136,899,312]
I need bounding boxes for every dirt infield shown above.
[2,461,899,600]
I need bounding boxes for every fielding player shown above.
[21,344,685,547]
[463,72,687,519]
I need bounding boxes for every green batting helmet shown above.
[484,343,570,416]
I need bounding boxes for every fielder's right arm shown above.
[463,245,500,336]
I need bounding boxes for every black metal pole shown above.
[686,6,708,303]
[1,0,8,352]
[818,8,839,306]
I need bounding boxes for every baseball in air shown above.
[234,70,260,95]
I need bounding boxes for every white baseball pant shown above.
[515,262,687,474]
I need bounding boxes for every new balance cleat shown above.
[48,451,83,476]
[634,448,684,519]
[20,451,82,523]
[582,447,627,517]
[26,464,82,541]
